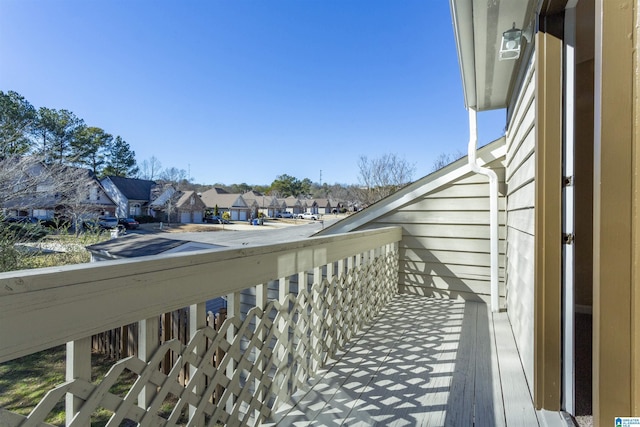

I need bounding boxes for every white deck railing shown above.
[0,226,401,426]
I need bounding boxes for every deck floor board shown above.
[266,295,538,426]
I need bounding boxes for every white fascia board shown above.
[450,0,477,109]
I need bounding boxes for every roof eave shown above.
[449,0,539,112]
[450,0,477,110]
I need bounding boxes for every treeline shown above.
[1,90,420,205]
[206,174,361,202]
[0,90,359,199]
[1,90,139,178]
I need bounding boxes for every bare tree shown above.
[431,150,466,172]
[163,191,182,225]
[0,156,48,208]
[138,156,163,180]
[1,157,102,225]
[160,167,187,186]
[54,169,110,234]
[357,153,416,205]
[0,156,99,270]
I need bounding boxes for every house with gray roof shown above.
[144,188,206,224]
[241,191,283,218]
[283,196,303,215]
[2,162,117,221]
[261,196,283,218]
[200,188,252,221]
[175,191,206,223]
[101,176,157,218]
[309,198,332,215]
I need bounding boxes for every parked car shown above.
[118,217,139,230]
[205,216,229,224]
[276,212,294,218]
[83,216,120,231]
[298,213,319,220]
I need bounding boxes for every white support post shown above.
[189,302,206,424]
[297,271,309,382]
[326,261,335,354]
[390,242,399,294]
[278,276,290,365]
[336,258,346,346]
[345,256,355,340]
[354,253,363,326]
[66,337,91,426]
[312,266,322,371]
[273,276,291,410]
[226,291,240,415]
[138,317,159,411]
[254,282,267,423]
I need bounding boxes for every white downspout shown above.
[468,108,500,313]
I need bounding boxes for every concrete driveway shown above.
[127,216,342,249]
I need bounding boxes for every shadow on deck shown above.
[265,295,538,426]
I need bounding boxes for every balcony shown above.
[0,225,537,426]
[267,295,537,426]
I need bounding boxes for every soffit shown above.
[450,0,538,111]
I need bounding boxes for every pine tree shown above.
[103,136,139,177]
[70,126,112,175]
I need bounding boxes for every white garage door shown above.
[180,212,191,223]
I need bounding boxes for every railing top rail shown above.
[0,226,401,363]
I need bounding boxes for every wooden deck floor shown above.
[265,294,539,426]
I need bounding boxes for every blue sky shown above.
[0,0,506,186]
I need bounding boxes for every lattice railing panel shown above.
[1,242,399,427]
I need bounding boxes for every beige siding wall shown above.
[355,160,507,305]
[505,53,536,388]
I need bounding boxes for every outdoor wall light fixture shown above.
[499,23,522,61]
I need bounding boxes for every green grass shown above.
[0,346,142,426]
[0,345,197,426]
[0,232,214,426]
[0,231,117,425]
[0,346,66,425]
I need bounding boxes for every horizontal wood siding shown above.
[363,163,507,304]
[505,53,536,389]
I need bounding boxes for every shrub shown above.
[0,222,50,272]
